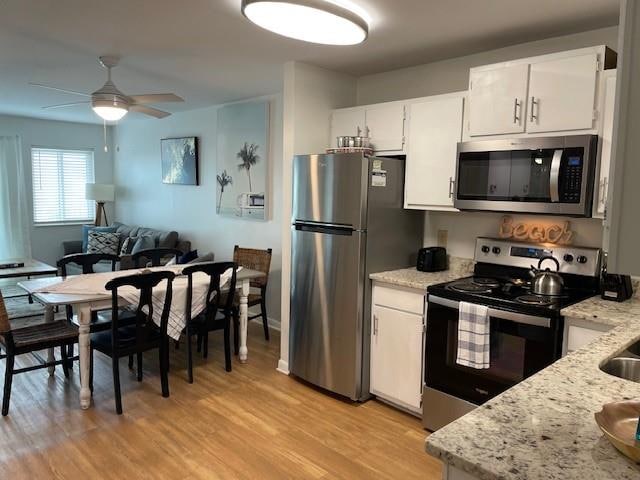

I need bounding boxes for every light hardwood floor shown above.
[0,324,442,479]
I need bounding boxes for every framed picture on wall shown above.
[161,136,199,185]
[216,101,270,220]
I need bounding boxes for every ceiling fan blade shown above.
[129,93,184,104]
[130,105,171,119]
[29,82,91,97]
[42,101,91,110]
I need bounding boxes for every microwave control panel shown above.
[560,155,583,203]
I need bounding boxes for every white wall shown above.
[0,114,114,265]
[279,61,358,373]
[604,1,640,275]
[357,26,619,104]
[424,212,603,259]
[113,95,283,322]
[355,26,618,256]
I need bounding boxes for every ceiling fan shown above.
[30,56,184,121]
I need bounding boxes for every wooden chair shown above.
[231,246,272,350]
[57,253,119,276]
[132,248,182,268]
[90,270,175,414]
[58,253,122,334]
[182,262,237,383]
[0,291,78,416]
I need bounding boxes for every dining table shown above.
[18,265,266,410]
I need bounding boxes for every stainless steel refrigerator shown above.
[289,153,423,401]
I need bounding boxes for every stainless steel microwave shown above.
[453,135,598,217]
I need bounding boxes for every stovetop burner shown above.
[516,294,555,306]
[431,270,596,315]
[472,277,501,288]
[448,282,492,293]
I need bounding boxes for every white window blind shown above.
[31,147,95,224]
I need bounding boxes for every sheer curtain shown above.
[0,135,31,259]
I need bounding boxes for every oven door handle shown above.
[549,149,563,203]
[428,295,551,328]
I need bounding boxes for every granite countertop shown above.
[369,257,474,290]
[562,292,640,328]
[426,296,640,480]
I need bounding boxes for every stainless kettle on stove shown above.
[529,256,564,296]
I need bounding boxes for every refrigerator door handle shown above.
[294,222,355,236]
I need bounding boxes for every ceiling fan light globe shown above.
[91,97,129,121]
[92,105,128,121]
[241,0,368,45]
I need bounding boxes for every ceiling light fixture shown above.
[241,0,369,45]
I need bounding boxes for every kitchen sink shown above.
[600,341,640,383]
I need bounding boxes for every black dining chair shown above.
[57,253,137,369]
[182,262,237,383]
[58,253,122,333]
[0,291,78,416]
[57,253,119,277]
[132,248,182,268]
[90,270,175,414]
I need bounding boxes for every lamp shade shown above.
[85,183,115,202]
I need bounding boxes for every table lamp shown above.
[85,183,115,226]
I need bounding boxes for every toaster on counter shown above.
[417,247,447,272]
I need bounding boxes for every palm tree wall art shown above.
[216,100,269,220]
[237,142,259,192]
[216,170,233,213]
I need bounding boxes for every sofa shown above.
[61,221,192,273]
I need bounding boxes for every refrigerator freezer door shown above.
[292,153,369,229]
[289,223,365,400]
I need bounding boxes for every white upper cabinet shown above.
[527,53,598,133]
[365,103,406,152]
[594,71,617,218]
[330,108,366,144]
[330,102,406,153]
[468,64,529,136]
[467,46,615,138]
[405,94,465,211]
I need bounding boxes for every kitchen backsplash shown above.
[424,211,604,259]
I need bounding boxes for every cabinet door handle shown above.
[530,96,538,122]
[602,177,609,206]
[513,98,520,124]
[373,315,378,335]
[448,177,455,198]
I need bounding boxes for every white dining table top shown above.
[18,267,265,306]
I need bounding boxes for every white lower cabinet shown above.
[562,316,612,356]
[370,283,425,414]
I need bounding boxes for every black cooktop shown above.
[427,274,597,317]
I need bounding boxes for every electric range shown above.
[422,237,601,432]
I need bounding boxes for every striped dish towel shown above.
[456,301,490,369]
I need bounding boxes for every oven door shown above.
[425,295,562,405]
[454,135,596,216]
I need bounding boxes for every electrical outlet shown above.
[437,229,448,248]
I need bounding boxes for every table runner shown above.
[34,265,235,340]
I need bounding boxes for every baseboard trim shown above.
[277,359,289,375]
[267,317,281,331]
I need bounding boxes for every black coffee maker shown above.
[601,255,634,302]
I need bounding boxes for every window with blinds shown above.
[31,147,95,224]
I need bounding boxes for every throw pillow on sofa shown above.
[87,231,120,256]
[82,225,116,252]
[186,252,215,264]
[120,236,137,255]
[130,235,156,255]
[179,250,198,264]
